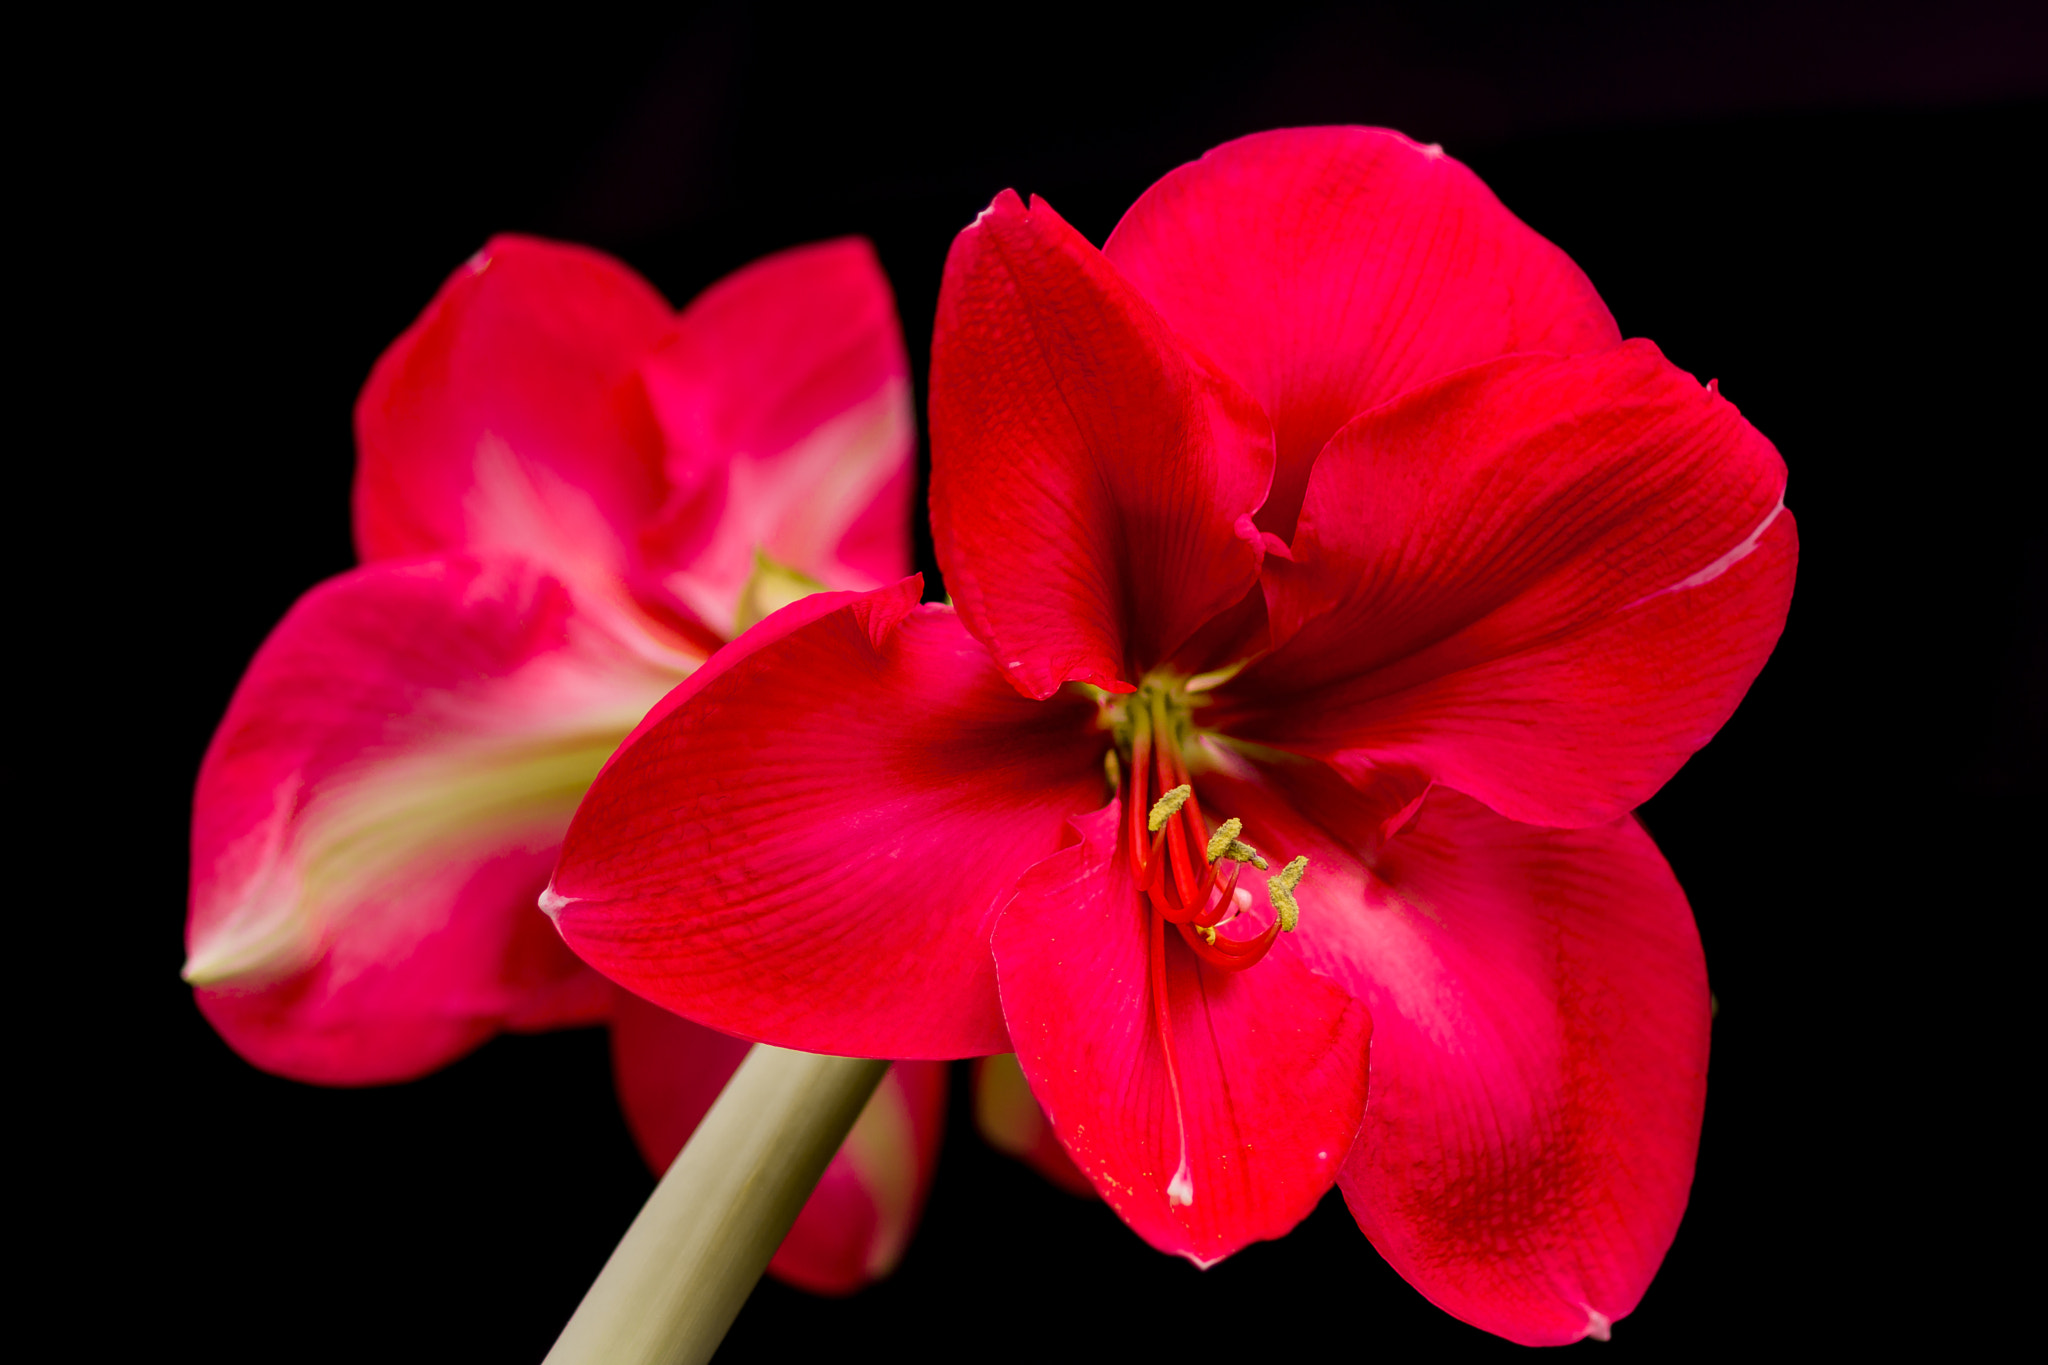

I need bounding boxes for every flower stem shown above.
[544,1046,889,1365]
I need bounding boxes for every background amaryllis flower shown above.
[544,127,1795,1344]
[183,232,943,1291]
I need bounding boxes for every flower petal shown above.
[930,190,1274,697]
[1104,126,1621,541]
[608,989,948,1294]
[991,802,1371,1266]
[1235,343,1796,827]
[187,555,681,1083]
[1197,766,1708,1346]
[637,238,916,633]
[353,235,674,582]
[548,579,1107,1059]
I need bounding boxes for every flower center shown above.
[1102,674,1309,1208]
[1106,676,1307,971]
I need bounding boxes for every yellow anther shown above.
[1196,924,1217,945]
[1203,817,1267,869]
[1266,855,1309,931]
[1147,784,1192,832]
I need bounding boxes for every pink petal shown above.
[637,238,916,633]
[353,236,675,585]
[548,579,1108,1059]
[929,190,1275,698]
[1200,765,1708,1345]
[1104,126,1621,541]
[1233,343,1796,827]
[608,989,948,1294]
[991,803,1371,1266]
[186,554,683,1084]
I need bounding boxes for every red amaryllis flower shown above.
[546,128,1796,1343]
[185,233,944,1291]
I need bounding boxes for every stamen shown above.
[1267,855,1309,932]
[1148,784,1192,832]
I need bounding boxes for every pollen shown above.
[1147,784,1192,832]
[1266,855,1309,932]
[1203,816,1267,869]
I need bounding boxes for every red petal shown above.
[186,555,681,1083]
[548,580,1107,1059]
[608,990,948,1294]
[1199,765,1708,1345]
[637,238,915,632]
[929,191,1274,697]
[991,803,1371,1266]
[353,236,674,581]
[1234,343,1796,827]
[1105,127,1621,541]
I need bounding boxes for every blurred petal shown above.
[1105,126,1620,540]
[971,1053,1097,1197]
[638,238,915,632]
[608,989,948,1294]
[353,235,674,583]
[607,986,754,1171]
[186,555,681,1083]
[770,1059,949,1293]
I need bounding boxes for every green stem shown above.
[544,1046,889,1365]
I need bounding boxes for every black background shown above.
[47,3,2043,1359]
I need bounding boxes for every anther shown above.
[1203,816,1267,869]
[1266,855,1309,931]
[1148,784,1192,832]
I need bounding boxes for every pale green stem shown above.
[544,1046,889,1365]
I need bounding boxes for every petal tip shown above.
[538,885,577,922]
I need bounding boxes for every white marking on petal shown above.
[1628,492,1787,608]
[1583,1306,1613,1342]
